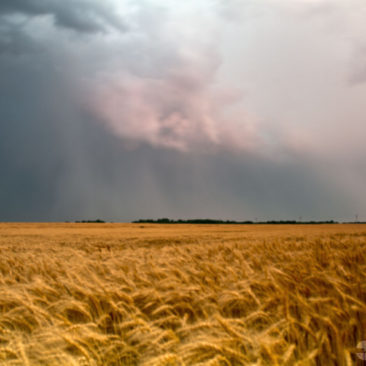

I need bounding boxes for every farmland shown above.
[0,223,365,365]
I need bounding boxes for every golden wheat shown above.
[0,223,365,365]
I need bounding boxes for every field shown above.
[0,223,365,365]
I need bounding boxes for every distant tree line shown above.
[74,219,106,223]
[66,218,366,224]
[132,218,339,224]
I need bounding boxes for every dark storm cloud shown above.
[0,23,37,55]
[0,38,352,221]
[0,0,126,34]
[0,83,353,222]
[0,0,365,221]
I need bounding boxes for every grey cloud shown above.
[0,0,126,34]
[0,34,354,221]
[0,73,353,222]
[0,0,365,222]
[0,18,42,55]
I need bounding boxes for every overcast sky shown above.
[0,0,365,221]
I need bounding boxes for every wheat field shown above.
[0,223,365,365]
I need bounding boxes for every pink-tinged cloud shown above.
[90,51,258,152]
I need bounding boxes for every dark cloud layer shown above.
[0,0,126,33]
[0,104,351,222]
[0,0,365,221]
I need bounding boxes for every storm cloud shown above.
[0,0,365,221]
[0,0,127,33]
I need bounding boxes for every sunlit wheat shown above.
[0,223,365,365]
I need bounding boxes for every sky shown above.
[0,0,365,222]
